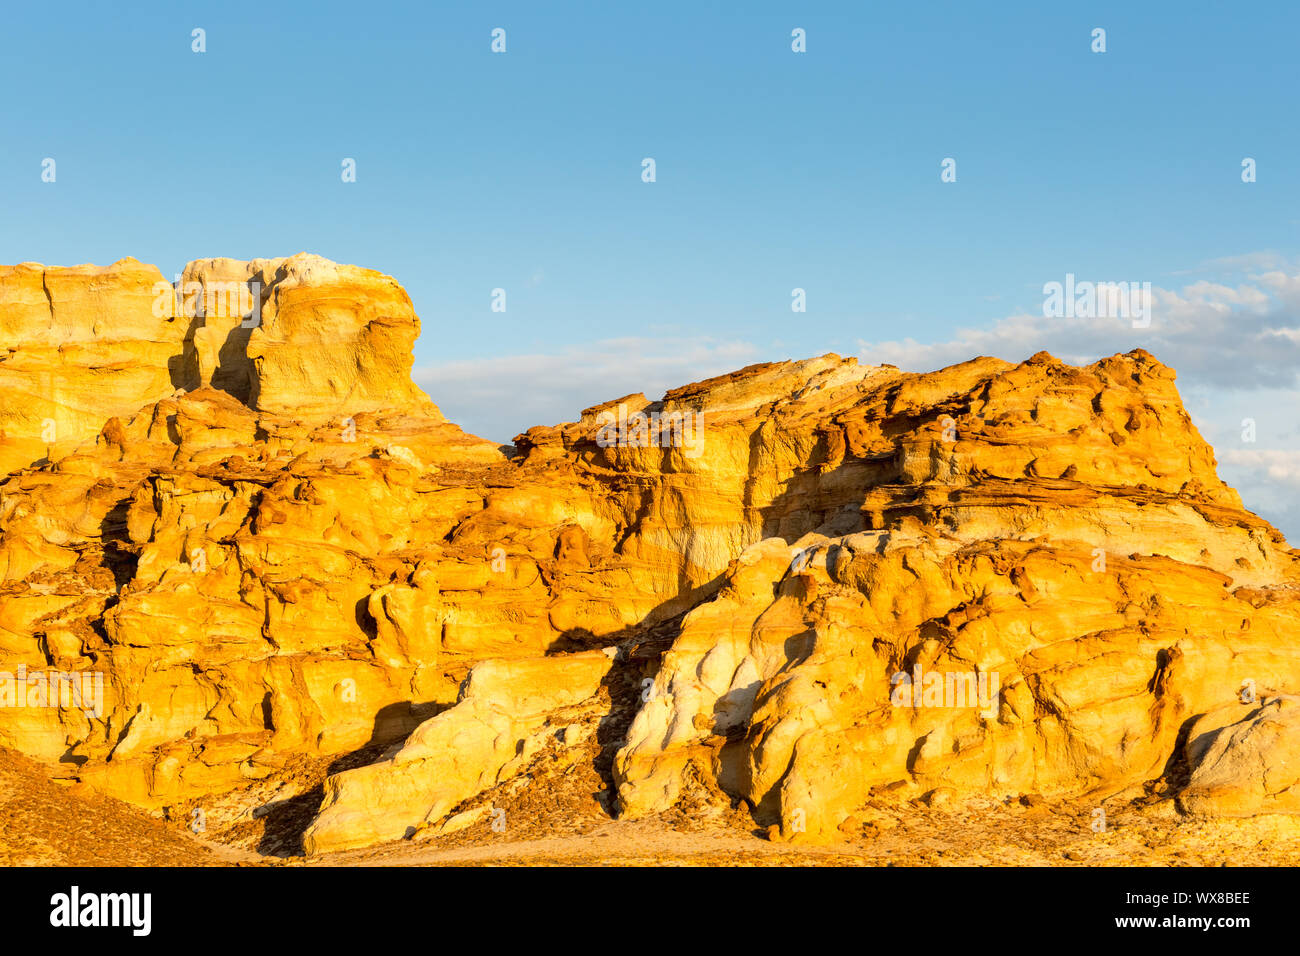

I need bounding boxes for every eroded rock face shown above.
[303,651,613,854]
[0,259,189,476]
[176,253,439,418]
[1177,696,1300,818]
[612,531,1300,842]
[1,255,1298,855]
[605,352,1300,842]
[242,254,436,419]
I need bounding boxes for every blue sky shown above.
[3,1,1299,534]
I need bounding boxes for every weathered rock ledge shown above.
[1,255,1297,856]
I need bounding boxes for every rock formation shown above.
[0,259,188,475]
[1,254,1298,858]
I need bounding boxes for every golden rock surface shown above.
[2,255,1298,856]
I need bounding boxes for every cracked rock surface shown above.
[2,254,1298,860]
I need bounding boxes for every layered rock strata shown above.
[1,255,1297,854]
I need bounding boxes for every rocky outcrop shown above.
[603,351,1300,842]
[0,253,440,480]
[1177,696,1300,817]
[0,258,188,475]
[1,254,1298,857]
[239,254,435,419]
[303,651,613,854]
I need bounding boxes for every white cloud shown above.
[415,336,762,442]
[858,269,1300,391]
[1256,270,1300,310]
[1220,449,1300,486]
[1190,251,1294,275]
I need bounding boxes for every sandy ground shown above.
[0,747,229,866]
[5,738,1297,868]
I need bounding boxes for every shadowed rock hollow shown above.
[1,254,1298,858]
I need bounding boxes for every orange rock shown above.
[0,254,1297,855]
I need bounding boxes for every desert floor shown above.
[4,743,1297,867]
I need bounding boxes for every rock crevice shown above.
[1,255,1297,854]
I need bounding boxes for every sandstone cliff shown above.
[1,255,1297,859]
